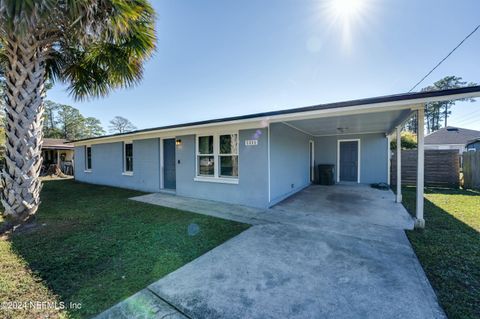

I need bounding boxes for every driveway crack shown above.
[147,287,193,319]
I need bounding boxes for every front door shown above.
[163,139,176,189]
[339,140,359,182]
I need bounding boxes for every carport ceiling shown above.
[284,109,413,136]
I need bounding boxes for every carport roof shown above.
[74,85,480,143]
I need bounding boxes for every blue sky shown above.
[48,0,480,131]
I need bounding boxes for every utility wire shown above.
[409,24,480,92]
[454,114,480,126]
[451,107,480,123]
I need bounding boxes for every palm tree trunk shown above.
[1,35,46,224]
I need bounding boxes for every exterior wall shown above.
[175,129,269,208]
[314,133,388,184]
[269,123,313,205]
[72,126,388,207]
[74,138,161,192]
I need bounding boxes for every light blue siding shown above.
[175,129,269,208]
[74,138,161,192]
[269,123,313,205]
[73,127,388,208]
[314,133,388,184]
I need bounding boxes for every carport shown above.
[266,86,480,228]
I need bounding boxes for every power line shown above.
[454,114,480,126]
[409,24,480,92]
[451,107,480,123]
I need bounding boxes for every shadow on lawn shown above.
[6,179,250,319]
[402,187,480,319]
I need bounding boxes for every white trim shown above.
[415,108,425,228]
[159,138,164,189]
[85,145,92,171]
[396,126,402,203]
[160,136,176,190]
[281,121,314,136]
[309,140,315,182]
[267,123,271,203]
[84,170,92,173]
[194,176,239,184]
[387,110,417,136]
[196,135,216,178]
[314,130,386,137]
[337,139,361,183]
[280,121,388,138]
[387,134,391,186]
[195,132,239,181]
[123,141,134,174]
[75,90,480,146]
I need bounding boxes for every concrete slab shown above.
[131,193,268,225]
[95,289,188,319]
[271,184,414,230]
[97,185,441,319]
[132,184,414,232]
[149,223,445,319]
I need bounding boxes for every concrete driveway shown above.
[96,185,445,319]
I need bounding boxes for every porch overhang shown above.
[280,108,416,137]
[72,86,480,146]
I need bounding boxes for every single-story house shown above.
[73,86,480,228]
[42,138,75,175]
[466,137,480,151]
[424,126,480,154]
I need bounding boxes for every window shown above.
[219,134,238,177]
[197,136,215,176]
[85,146,92,171]
[124,142,133,173]
[196,133,239,181]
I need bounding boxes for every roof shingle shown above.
[425,127,480,145]
[42,138,74,150]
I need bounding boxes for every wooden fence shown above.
[390,149,460,188]
[463,151,480,190]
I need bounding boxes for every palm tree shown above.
[0,1,156,230]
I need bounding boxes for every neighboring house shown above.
[466,138,480,152]
[425,126,480,154]
[42,138,75,175]
[72,86,480,226]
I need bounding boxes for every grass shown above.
[0,180,250,318]
[402,187,480,319]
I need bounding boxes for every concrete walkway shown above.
[95,186,445,319]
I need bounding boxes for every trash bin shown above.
[318,164,335,185]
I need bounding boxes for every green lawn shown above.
[0,180,250,318]
[403,187,480,319]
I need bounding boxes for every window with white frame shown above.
[219,134,238,177]
[85,146,92,170]
[196,133,239,179]
[124,142,133,173]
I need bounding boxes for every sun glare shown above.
[312,0,374,52]
[331,0,365,20]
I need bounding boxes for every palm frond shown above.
[1,0,156,100]
[0,0,57,35]
[61,0,156,100]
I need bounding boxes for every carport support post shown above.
[396,126,402,203]
[415,107,425,228]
